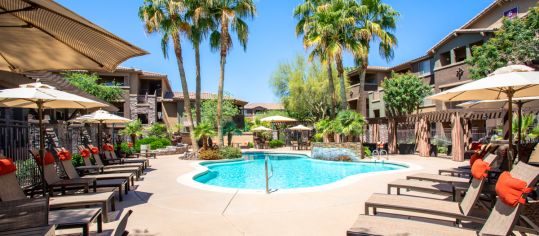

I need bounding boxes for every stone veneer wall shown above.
[311,142,363,162]
[129,95,157,124]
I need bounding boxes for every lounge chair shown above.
[0,158,116,222]
[438,144,499,176]
[97,144,150,168]
[101,147,146,171]
[73,147,142,180]
[348,162,539,236]
[364,161,538,227]
[527,143,539,166]
[387,154,499,201]
[98,209,133,236]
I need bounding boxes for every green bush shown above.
[198,149,221,160]
[120,142,134,155]
[219,146,242,159]
[72,154,84,167]
[437,146,448,154]
[269,139,284,148]
[363,147,372,157]
[247,142,254,148]
[135,136,172,152]
[313,133,324,142]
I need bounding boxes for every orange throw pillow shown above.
[34,151,55,166]
[80,149,91,158]
[469,153,481,166]
[471,159,490,180]
[495,171,533,207]
[90,147,99,154]
[58,150,72,161]
[0,159,17,175]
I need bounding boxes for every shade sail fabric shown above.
[288,125,312,131]
[0,81,106,109]
[252,126,272,132]
[457,96,539,109]
[70,109,131,124]
[427,72,539,102]
[260,116,297,123]
[0,0,147,72]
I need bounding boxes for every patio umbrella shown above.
[260,115,297,123]
[288,124,312,131]
[0,81,106,193]
[427,65,539,169]
[0,0,147,72]
[70,109,131,148]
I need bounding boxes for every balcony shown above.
[347,83,379,101]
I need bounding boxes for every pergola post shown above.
[451,113,465,162]
[462,118,472,151]
[416,118,430,157]
[387,119,397,154]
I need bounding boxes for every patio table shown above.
[50,208,103,236]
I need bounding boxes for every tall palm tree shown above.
[354,0,398,116]
[196,0,256,146]
[186,0,214,124]
[139,0,199,152]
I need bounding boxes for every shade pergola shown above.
[427,65,539,169]
[252,126,272,132]
[0,81,107,192]
[0,0,148,72]
[70,109,131,148]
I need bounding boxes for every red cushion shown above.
[80,149,91,158]
[34,151,55,166]
[471,142,482,151]
[495,171,533,207]
[103,144,114,151]
[90,147,99,154]
[0,159,17,175]
[469,153,481,166]
[471,159,490,180]
[58,149,72,161]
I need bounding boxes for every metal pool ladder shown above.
[265,155,274,194]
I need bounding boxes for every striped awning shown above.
[0,0,148,72]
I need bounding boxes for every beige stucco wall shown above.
[162,102,178,128]
[466,0,536,29]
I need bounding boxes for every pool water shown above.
[194,153,406,190]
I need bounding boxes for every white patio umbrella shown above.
[288,124,313,131]
[0,81,107,192]
[252,126,272,132]
[428,65,539,169]
[70,109,131,148]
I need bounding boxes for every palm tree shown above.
[336,110,365,141]
[186,0,214,124]
[222,120,242,146]
[195,0,256,146]
[139,0,199,151]
[194,122,217,149]
[119,119,144,144]
[354,0,398,116]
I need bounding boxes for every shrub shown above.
[269,139,284,148]
[72,154,84,167]
[198,149,221,160]
[313,133,324,142]
[247,142,254,148]
[437,146,448,154]
[146,123,169,138]
[135,136,172,152]
[363,147,372,157]
[220,146,242,159]
[120,142,134,155]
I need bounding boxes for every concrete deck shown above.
[60,148,465,235]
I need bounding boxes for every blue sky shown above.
[56,0,493,103]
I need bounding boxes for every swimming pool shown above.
[193,152,407,190]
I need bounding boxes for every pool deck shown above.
[74,148,465,235]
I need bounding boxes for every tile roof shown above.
[172,92,248,105]
[244,103,285,110]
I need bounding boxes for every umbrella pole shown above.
[98,121,102,150]
[507,90,514,171]
[37,101,47,196]
[517,101,522,163]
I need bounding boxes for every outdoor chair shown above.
[348,162,539,236]
[363,160,538,230]
[98,209,133,236]
[75,147,142,179]
[291,141,298,150]
[82,145,145,170]
[0,197,54,236]
[0,158,116,223]
[104,144,150,168]
[527,143,539,166]
[438,144,499,176]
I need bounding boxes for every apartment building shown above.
[243,103,285,118]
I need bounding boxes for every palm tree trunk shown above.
[195,43,202,124]
[217,18,229,147]
[327,61,336,118]
[357,58,368,117]
[336,53,347,110]
[227,132,232,146]
[172,34,199,152]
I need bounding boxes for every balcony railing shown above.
[137,95,148,104]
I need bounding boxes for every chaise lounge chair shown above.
[438,144,499,177]
[387,154,499,201]
[73,147,142,180]
[348,162,539,236]
[527,143,539,166]
[0,158,116,223]
[363,161,538,228]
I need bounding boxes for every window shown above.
[417,60,431,76]
[373,109,380,118]
[138,114,149,124]
[440,51,451,66]
[454,46,467,63]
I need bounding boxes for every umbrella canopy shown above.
[0,0,147,72]
[260,115,297,123]
[428,65,539,170]
[457,96,539,109]
[252,126,272,132]
[70,109,131,124]
[288,124,313,131]
[0,81,107,109]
